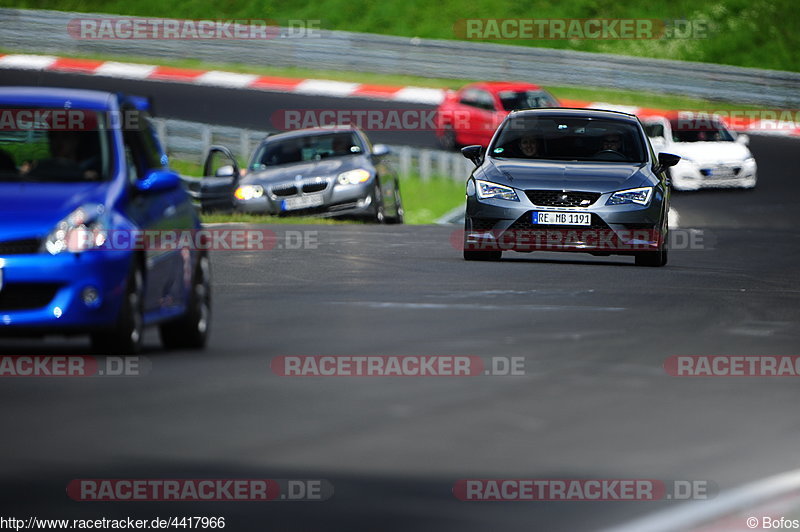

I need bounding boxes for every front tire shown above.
[91,263,144,355]
[367,183,386,224]
[439,125,458,151]
[464,249,502,261]
[160,253,211,350]
[386,182,404,224]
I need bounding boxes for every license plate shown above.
[532,211,591,226]
[282,194,324,211]
[706,166,736,178]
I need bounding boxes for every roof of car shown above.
[263,125,361,141]
[509,107,640,121]
[465,81,544,92]
[0,87,118,110]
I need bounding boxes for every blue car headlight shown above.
[43,204,108,255]
[606,187,653,206]
[475,179,519,202]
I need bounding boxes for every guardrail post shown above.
[240,131,250,161]
[200,125,212,163]
[419,150,431,181]
[398,146,412,178]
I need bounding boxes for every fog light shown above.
[81,287,101,308]
[53,307,62,318]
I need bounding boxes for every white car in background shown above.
[642,114,757,191]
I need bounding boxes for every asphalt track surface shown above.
[1,70,800,531]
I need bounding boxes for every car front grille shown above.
[271,185,299,197]
[0,238,41,255]
[302,182,328,194]
[700,165,741,177]
[0,283,61,311]
[525,190,601,208]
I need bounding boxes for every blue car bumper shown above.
[0,249,132,333]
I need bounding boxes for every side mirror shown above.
[736,134,750,146]
[203,145,240,181]
[215,165,236,178]
[461,145,484,166]
[136,169,181,193]
[372,144,390,157]
[654,152,681,174]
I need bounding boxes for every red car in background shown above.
[435,81,560,150]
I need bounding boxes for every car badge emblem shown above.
[560,193,569,201]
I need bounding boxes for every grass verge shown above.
[3,0,797,72]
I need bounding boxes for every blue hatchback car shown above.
[0,87,210,353]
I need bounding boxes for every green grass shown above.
[0,46,768,110]
[399,175,464,224]
[2,0,797,71]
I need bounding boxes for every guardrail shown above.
[152,118,473,181]
[2,8,799,107]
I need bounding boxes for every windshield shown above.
[669,119,734,142]
[250,132,362,170]
[490,115,646,163]
[498,90,559,112]
[0,108,113,182]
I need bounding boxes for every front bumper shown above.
[234,178,375,217]
[465,186,666,254]
[671,159,757,190]
[0,249,131,333]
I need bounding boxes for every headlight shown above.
[607,187,653,206]
[475,179,519,201]
[43,205,107,255]
[337,169,371,185]
[234,185,264,200]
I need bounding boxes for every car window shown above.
[644,123,665,138]
[490,115,647,163]
[250,132,361,170]
[498,90,559,112]
[669,119,734,142]
[475,90,496,111]
[459,89,481,108]
[0,107,113,182]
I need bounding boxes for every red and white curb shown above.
[0,53,445,105]
[1,53,797,135]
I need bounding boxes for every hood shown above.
[244,157,366,185]
[0,182,109,240]
[668,141,751,164]
[483,158,650,193]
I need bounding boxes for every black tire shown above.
[464,249,502,261]
[635,225,668,267]
[439,126,458,151]
[367,183,386,224]
[386,182,404,224]
[91,262,144,355]
[159,253,211,350]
